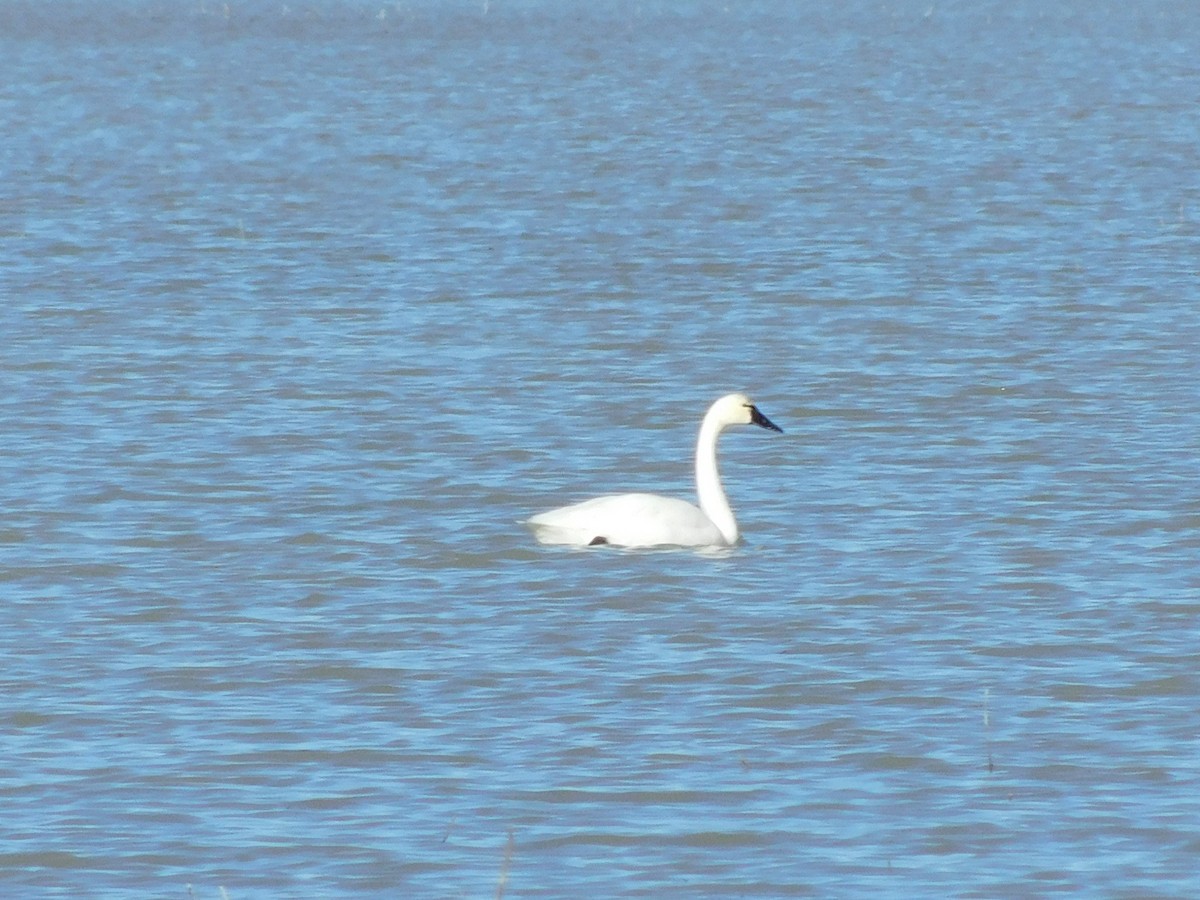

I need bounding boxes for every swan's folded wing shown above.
[527,493,726,548]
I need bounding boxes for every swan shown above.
[527,392,783,548]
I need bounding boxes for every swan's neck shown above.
[695,417,737,544]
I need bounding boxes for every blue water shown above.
[2,0,1199,895]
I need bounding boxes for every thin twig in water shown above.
[984,687,994,773]
[495,829,515,900]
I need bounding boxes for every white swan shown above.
[527,392,783,548]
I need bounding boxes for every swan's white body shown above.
[527,393,782,549]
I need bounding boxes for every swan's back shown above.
[528,493,726,548]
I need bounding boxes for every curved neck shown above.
[695,416,738,544]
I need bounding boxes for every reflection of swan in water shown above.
[527,393,783,549]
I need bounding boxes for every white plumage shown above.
[527,392,782,549]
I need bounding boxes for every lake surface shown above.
[3,0,1199,895]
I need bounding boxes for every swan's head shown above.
[710,392,783,433]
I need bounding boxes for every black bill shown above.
[750,405,783,433]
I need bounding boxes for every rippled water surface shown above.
[3,0,1200,896]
